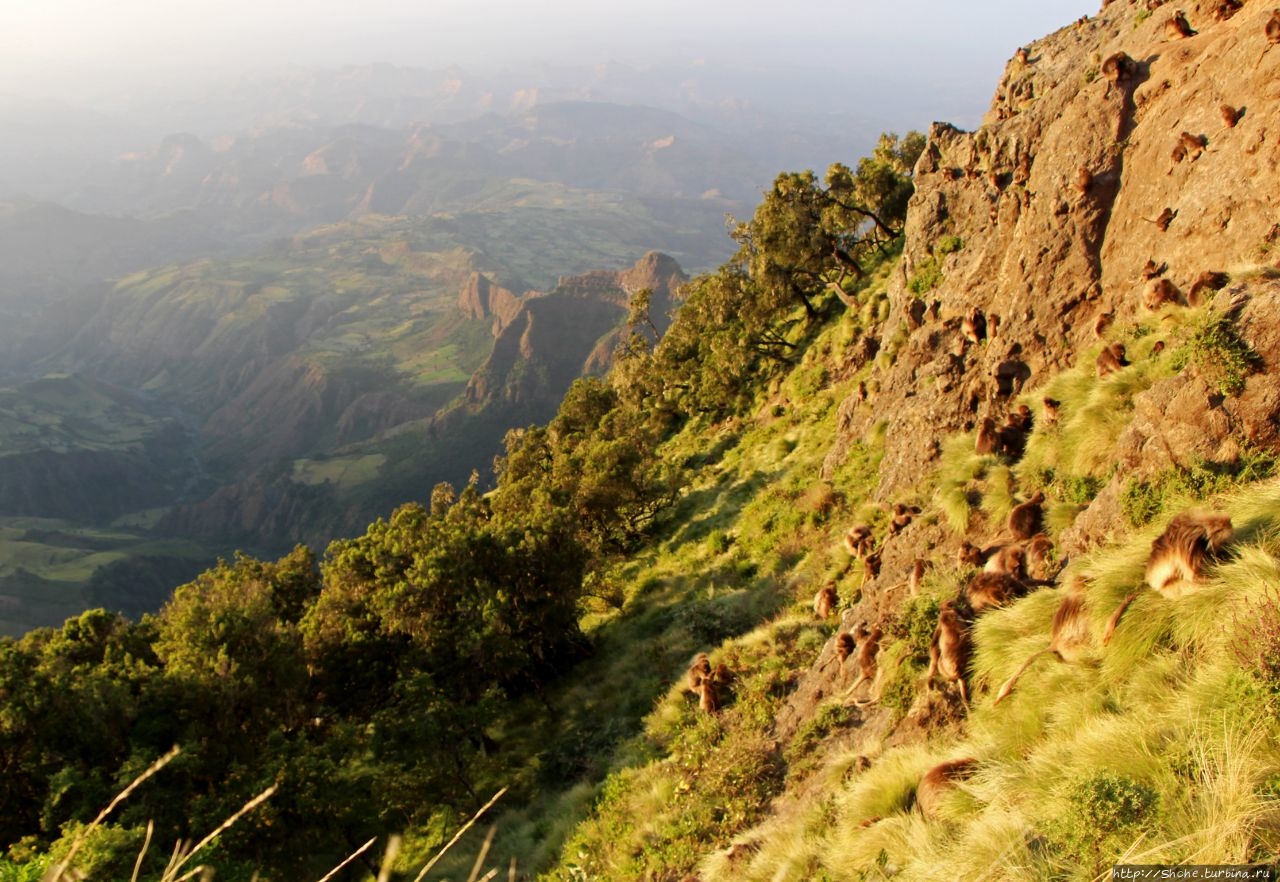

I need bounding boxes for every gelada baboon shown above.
[1144,277,1182,310]
[1187,270,1230,305]
[976,417,1000,455]
[1026,533,1056,581]
[863,550,883,582]
[1220,103,1241,128]
[926,600,972,707]
[1141,259,1166,280]
[1165,10,1196,39]
[1093,311,1114,339]
[888,502,922,535]
[848,624,885,707]
[1073,166,1093,194]
[909,559,928,597]
[1008,491,1046,541]
[1104,510,1235,643]
[1146,207,1177,231]
[957,541,984,569]
[1212,0,1242,22]
[1259,11,1280,66]
[687,652,712,691]
[962,309,988,346]
[995,575,1092,704]
[1101,51,1133,84]
[1171,131,1207,166]
[835,631,856,666]
[814,583,839,620]
[1096,343,1129,377]
[844,524,874,559]
[984,544,1027,580]
[916,758,979,820]
[966,571,1024,614]
[1042,397,1062,429]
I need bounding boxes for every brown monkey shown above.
[1151,340,1166,356]
[848,624,885,706]
[687,652,711,691]
[844,524,874,559]
[1008,404,1033,431]
[995,413,1031,459]
[1259,11,1280,66]
[1187,270,1230,305]
[814,583,839,620]
[916,758,979,820]
[966,571,1024,614]
[835,631,856,666]
[1141,259,1166,280]
[1212,0,1242,21]
[909,559,928,597]
[863,550,883,582]
[1220,103,1241,128]
[1096,343,1129,377]
[697,678,719,714]
[1026,533,1056,581]
[1093,311,1115,339]
[888,503,922,535]
[1146,207,1177,231]
[1144,277,1182,310]
[1073,166,1093,194]
[1008,491,1046,540]
[995,575,1092,704]
[1101,51,1133,85]
[984,544,1028,580]
[962,309,987,346]
[1015,46,1030,65]
[1104,510,1235,643]
[957,541,984,569]
[926,600,972,706]
[1175,131,1208,163]
[1042,397,1062,429]
[1165,11,1196,38]
[975,417,1000,455]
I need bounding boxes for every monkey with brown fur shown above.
[984,544,1028,580]
[1212,0,1241,22]
[1220,103,1241,129]
[863,550,883,583]
[909,559,928,597]
[995,413,1031,460]
[1258,10,1280,67]
[916,758,979,820]
[835,631,856,667]
[1187,270,1230,305]
[844,524,874,559]
[1008,491,1046,541]
[887,502,922,535]
[1104,509,1235,643]
[1026,533,1056,581]
[1042,397,1062,429]
[687,652,712,692]
[697,677,719,714]
[847,624,885,706]
[965,571,1024,615]
[1144,207,1177,232]
[995,575,1092,704]
[1093,311,1114,339]
[1165,11,1196,39]
[962,309,988,346]
[957,541,984,569]
[1101,52,1133,97]
[975,417,999,455]
[1141,259,1166,280]
[1144,277,1183,310]
[926,599,972,707]
[814,583,839,620]
[1096,343,1129,377]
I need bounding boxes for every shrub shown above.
[936,235,965,255]
[1048,773,1160,874]
[1171,313,1260,397]
[908,257,943,295]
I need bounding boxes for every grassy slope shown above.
[416,276,1280,881]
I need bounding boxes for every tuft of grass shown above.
[1171,312,1260,397]
[907,257,943,296]
[936,236,965,256]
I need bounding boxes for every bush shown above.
[1048,773,1159,874]
[907,257,943,295]
[1171,313,1260,397]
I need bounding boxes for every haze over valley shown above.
[0,2,1089,633]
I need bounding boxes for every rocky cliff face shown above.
[825,0,1280,554]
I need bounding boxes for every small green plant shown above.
[1135,8,1152,26]
[1120,452,1276,527]
[1171,313,1260,396]
[908,257,943,295]
[1047,773,1160,875]
[1082,66,1099,84]
[890,595,942,663]
[936,235,965,256]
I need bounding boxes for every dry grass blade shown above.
[160,784,278,882]
[475,871,498,882]
[130,820,155,882]
[508,857,517,882]
[466,826,497,882]
[375,835,402,882]
[411,787,509,882]
[315,836,378,882]
[44,745,181,882]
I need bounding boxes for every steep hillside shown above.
[512,4,1280,881]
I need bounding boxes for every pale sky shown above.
[4,1,1096,105]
